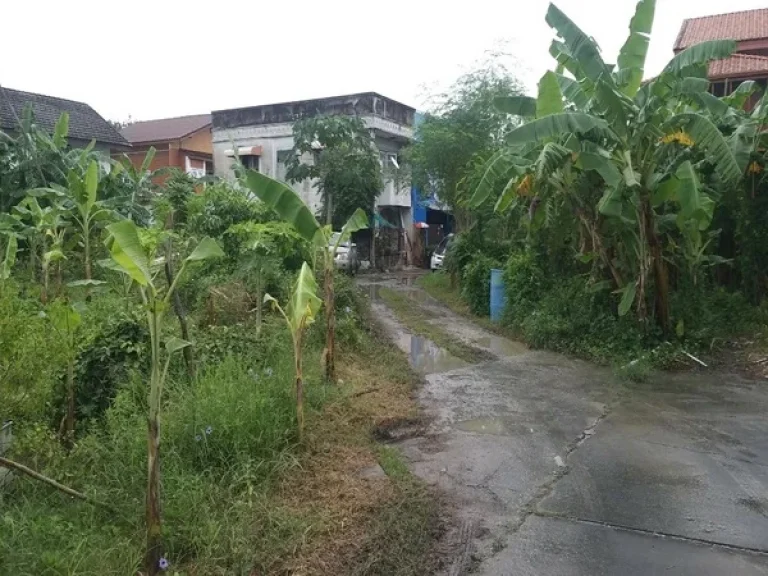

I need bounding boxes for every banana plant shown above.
[470,0,741,332]
[0,234,18,296]
[242,169,368,381]
[14,197,70,302]
[264,261,322,437]
[43,299,82,444]
[104,219,223,576]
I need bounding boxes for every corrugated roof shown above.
[0,87,128,146]
[120,114,211,144]
[709,53,768,79]
[675,8,768,51]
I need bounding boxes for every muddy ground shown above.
[360,273,768,575]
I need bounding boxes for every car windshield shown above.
[329,232,350,248]
[435,235,452,255]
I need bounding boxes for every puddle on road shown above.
[473,335,528,357]
[362,283,428,304]
[396,332,470,374]
[455,418,508,435]
[454,417,535,436]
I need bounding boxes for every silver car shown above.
[329,232,359,273]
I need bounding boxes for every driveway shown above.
[361,274,768,575]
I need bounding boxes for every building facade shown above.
[211,93,415,263]
[119,114,213,181]
[675,8,768,103]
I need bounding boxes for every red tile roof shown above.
[120,113,211,144]
[675,8,768,51]
[708,53,768,79]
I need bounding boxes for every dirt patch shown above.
[277,307,444,575]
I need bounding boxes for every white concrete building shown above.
[211,93,415,243]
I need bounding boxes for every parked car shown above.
[430,233,454,271]
[329,232,359,274]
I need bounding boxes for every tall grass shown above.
[0,347,326,574]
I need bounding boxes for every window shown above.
[711,82,726,97]
[205,160,214,176]
[241,155,260,171]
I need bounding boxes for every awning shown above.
[224,146,262,157]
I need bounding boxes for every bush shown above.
[0,284,68,424]
[502,251,548,325]
[186,181,272,240]
[52,310,148,430]
[460,254,500,316]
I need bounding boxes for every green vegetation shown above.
[410,0,768,367]
[0,109,438,574]
[378,286,494,363]
[284,114,382,228]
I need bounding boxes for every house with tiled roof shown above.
[119,114,213,180]
[0,86,129,152]
[675,8,768,100]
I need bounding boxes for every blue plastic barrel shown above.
[490,269,506,323]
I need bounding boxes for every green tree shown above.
[285,114,381,228]
[471,0,740,332]
[407,57,525,224]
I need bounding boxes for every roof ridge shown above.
[0,86,90,108]
[128,112,211,125]
[684,6,768,23]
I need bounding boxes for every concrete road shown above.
[362,274,768,575]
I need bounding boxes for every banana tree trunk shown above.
[164,245,195,379]
[65,358,75,444]
[642,198,670,333]
[144,311,163,576]
[255,270,262,335]
[324,267,336,382]
[295,339,304,439]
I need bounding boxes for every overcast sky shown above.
[3,0,767,122]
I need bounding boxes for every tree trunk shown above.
[144,415,162,576]
[144,315,163,576]
[164,245,195,379]
[84,231,91,282]
[56,262,63,298]
[255,271,262,335]
[324,268,335,382]
[295,347,304,439]
[42,266,49,305]
[65,358,75,443]
[642,198,670,333]
[84,229,93,300]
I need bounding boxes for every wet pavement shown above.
[361,273,768,575]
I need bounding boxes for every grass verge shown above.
[0,294,442,575]
[378,286,494,363]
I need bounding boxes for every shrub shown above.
[0,284,68,424]
[502,251,548,326]
[52,311,148,430]
[460,253,500,316]
[186,181,272,240]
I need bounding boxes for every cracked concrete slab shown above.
[539,377,768,551]
[475,515,768,575]
[362,273,768,574]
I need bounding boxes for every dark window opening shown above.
[241,155,260,171]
